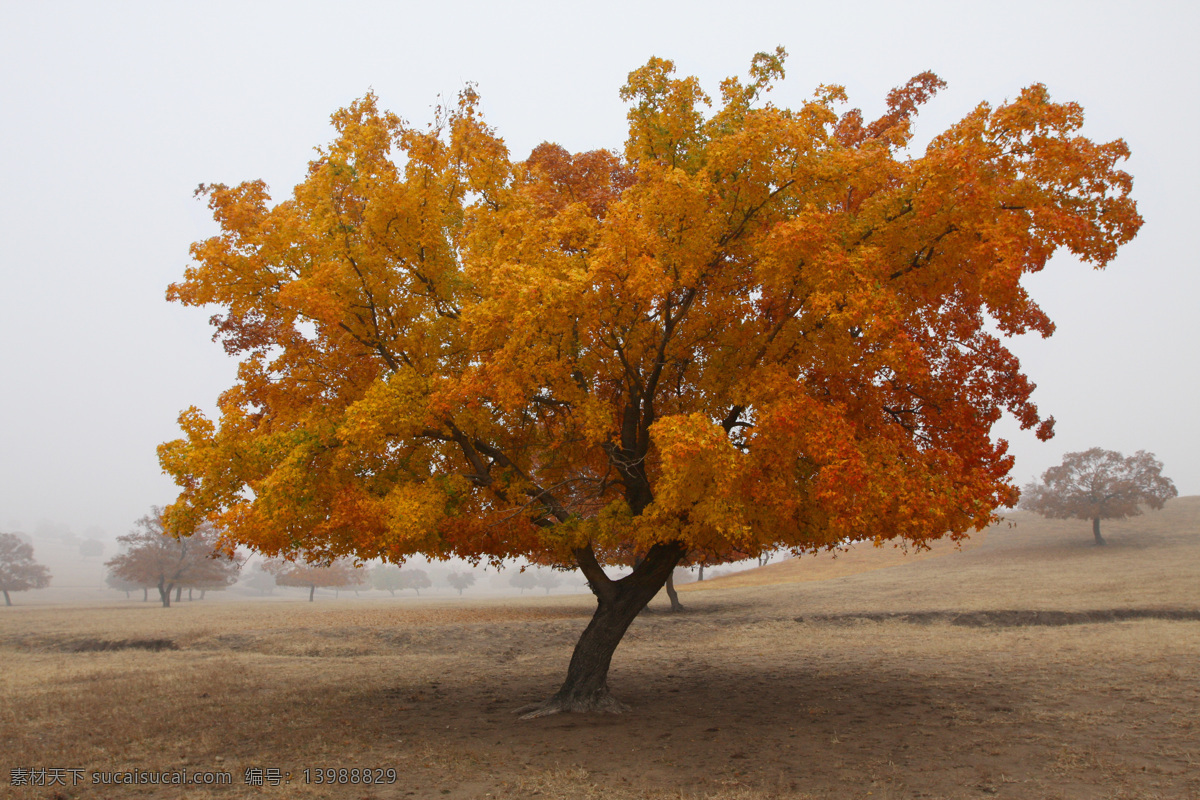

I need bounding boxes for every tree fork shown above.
[517,541,685,719]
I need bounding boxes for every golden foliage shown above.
[160,52,1141,572]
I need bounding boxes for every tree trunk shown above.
[158,580,173,608]
[142,587,148,602]
[200,589,207,600]
[665,571,683,612]
[3,589,10,606]
[174,585,182,602]
[697,563,705,581]
[309,584,316,602]
[518,541,684,719]
[1093,517,1106,546]
[188,588,194,601]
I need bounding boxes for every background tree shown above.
[509,569,540,594]
[370,563,405,596]
[536,570,562,595]
[105,568,150,600]
[105,508,240,607]
[396,567,431,596]
[266,558,364,601]
[160,51,1142,716]
[184,556,241,599]
[0,532,52,606]
[1020,449,1177,545]
[445,572,476,596]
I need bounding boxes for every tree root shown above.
[514,692,631,720]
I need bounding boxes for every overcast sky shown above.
[1,0,1196,544]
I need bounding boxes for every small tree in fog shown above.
[267,558,365,601]
[370,564,402,595]
[537,570,562,595]
[446,572,475,596]
[105,508,240,607]
[371,564,432,597]
[397,568,431,596]
[0,532,52,606]
[1021,449,1178,546]
[509,570,539,594]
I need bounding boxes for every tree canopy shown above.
[106,509,241,607]
[266,557,364,601]
[0,532,52,606]
[160,50,1141,714]
[1020,448,1176,545]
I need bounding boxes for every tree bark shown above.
[142,587,148,602]
[3,589,10,606]
[665,571,683,612]
[158,580,173,608]
[1093,517,1106,546]
[174,585,182,602]
[518,541,684,719]
[697,563,705,581]
[309,584,316,602]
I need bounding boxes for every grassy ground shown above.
[3,498,1198,799]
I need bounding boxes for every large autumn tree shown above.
[160,50,1141,715]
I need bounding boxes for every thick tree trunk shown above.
[142,587,148,602]
[3,589,10,606]
[518,541,684,719]
[309,584,316,602]
[158,580,173,608]
[174,585,182,602]
[665,571,683,612]
[697,563,705,581]
[1093,517,1106,546]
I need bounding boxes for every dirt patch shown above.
[798,607,1200,627]
[10,636,180,653]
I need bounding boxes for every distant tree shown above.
[186,556,241,599]
[105,569,150,600]
[371,564,433,597]
[105,508,240,607]
[0,532,52,606]
[509,570,540,594]
[266,558,365,601]
[397,568,431,596]
[446,572,476,596]
[1021,449,1178,546]
[79,539,106,560]
[536,570,563,595]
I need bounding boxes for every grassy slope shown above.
[680,496,1200,609]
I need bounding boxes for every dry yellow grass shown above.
[2,497,1198,799]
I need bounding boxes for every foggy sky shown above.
[2,0,1196,546]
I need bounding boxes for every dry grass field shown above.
[3,498,1198,800]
